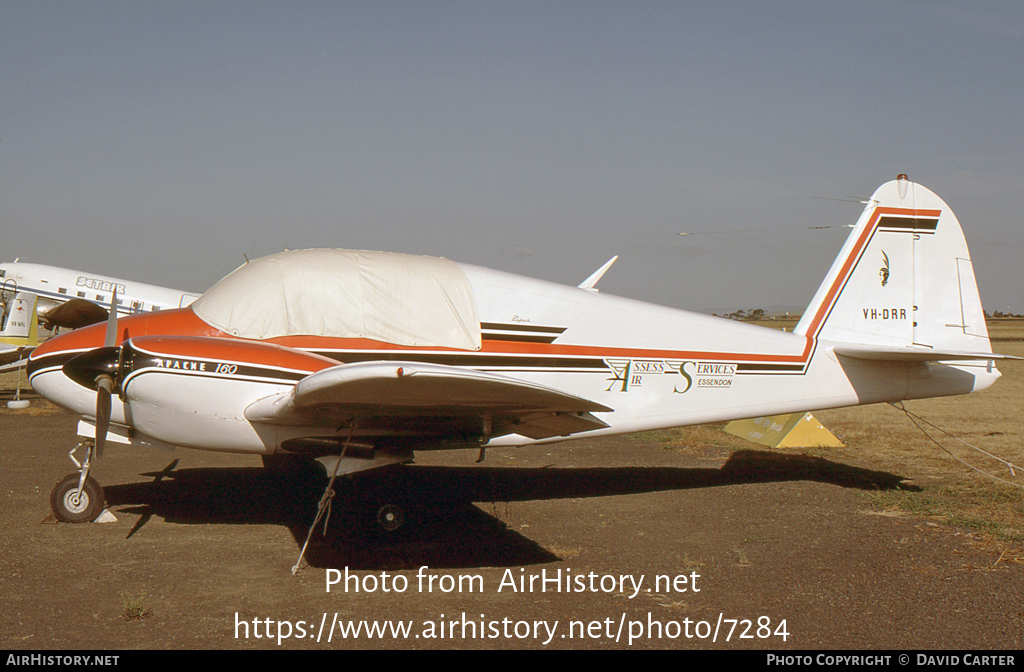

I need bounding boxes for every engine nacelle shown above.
[120,336,337,453]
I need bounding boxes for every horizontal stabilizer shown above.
[832,344,1020,362]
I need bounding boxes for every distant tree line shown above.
[717,309,1024,320]
[714,308,767,320]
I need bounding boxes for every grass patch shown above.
[866,489,1024,542]
[119,590,152,622]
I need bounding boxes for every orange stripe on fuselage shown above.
[129,335,338,373]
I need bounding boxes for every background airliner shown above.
[0,261,199,331]
[0,261,198,371]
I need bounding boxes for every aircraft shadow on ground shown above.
[103,449,917,570]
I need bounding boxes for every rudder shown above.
[0,292,39,346]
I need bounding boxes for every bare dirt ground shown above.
[2,324,1023,650]
[1,398,1022,650]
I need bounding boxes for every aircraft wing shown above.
[41,298,109,330]
[832,344,1022,362]
[245,360,612,441]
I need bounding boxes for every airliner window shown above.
[58,288,67,294]
[77,291,85,298]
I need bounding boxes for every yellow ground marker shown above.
[723,412,844,448]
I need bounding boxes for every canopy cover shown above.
[191,249,481,350]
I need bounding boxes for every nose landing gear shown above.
[50,473,105,523]
[50,440,106,523]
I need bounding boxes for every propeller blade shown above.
[95,376,113,459]
[60,290,121,461]
[104,289,119,348]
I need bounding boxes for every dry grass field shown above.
[726,318,1024,552]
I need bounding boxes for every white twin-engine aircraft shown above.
[28,176,1013,527]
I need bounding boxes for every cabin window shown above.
[77,291,85,298]
[58,288,67,294]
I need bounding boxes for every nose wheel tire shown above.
[376,503,405,532]
[50,474,105,523]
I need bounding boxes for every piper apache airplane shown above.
[28,176,1013,530]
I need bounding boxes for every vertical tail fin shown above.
[795,176,992,354]
[0,292,39,346]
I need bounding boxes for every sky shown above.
[2,1,1022,314]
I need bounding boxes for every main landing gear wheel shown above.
[376,503,405,532]
[50,474,105,523]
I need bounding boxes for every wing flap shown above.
[245,361,611,441]
[511,411,610,440]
